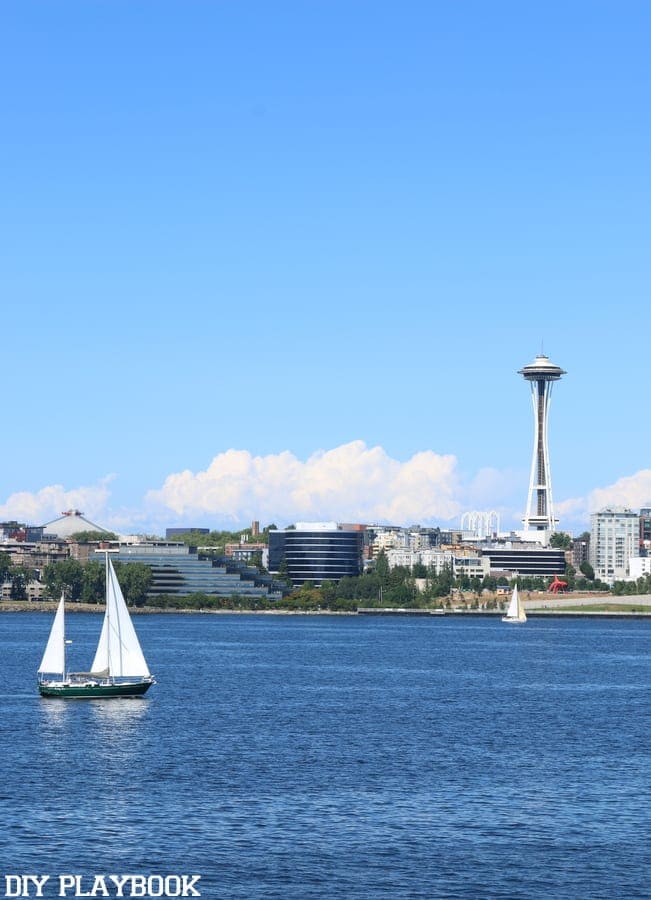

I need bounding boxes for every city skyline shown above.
[2,2,651,536]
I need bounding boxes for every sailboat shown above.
[501,583,527,624]
[37,554,155,698]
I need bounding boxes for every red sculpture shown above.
[549,574,568,594]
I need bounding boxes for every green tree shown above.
[81,561,104,603]
[456,574,471,591]
[113,562,153,607]
[550,531,572,549]
[434,563,454,598]
[277,556,292,588]
[470,576,482,595]
[320,580,337,608]
[580,560,595,581]
[565,563,576,589]
[374,551,390,582]
[43,559,85,600]
[0,551,12,584]
[10,565,33,600]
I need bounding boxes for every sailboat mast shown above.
[105,550,112,679]
[62,594,70,680]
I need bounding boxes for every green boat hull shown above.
[38,680,153,699]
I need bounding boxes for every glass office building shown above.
[268,522,363,586]
[481,546,566,577]
[94,543,284,601]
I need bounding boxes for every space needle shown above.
[518,352,566,538]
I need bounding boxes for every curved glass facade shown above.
[269,528,363,586]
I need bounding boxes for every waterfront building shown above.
[453,554,491,580]
[384,546,445,570]
[590,507,639,584]
[454,534,566,578]
[482,543,566,577]
[94,542,284,601]
[268,522,363,587]
[383,546,489,580]
[518,353,566,541]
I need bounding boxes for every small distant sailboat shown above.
[37,554,155,698]
[502,583,527,624]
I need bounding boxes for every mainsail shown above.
[38,594,66,677]
[91,557,151,679]
[504,584,526,622]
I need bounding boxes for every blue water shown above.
[1,612,650,899]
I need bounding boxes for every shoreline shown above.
[2,600,651,618]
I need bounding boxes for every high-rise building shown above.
[518,353,566,538]
[589,507,639,584]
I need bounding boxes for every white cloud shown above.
[588,470,651,511]
[0,477,114,526]
[556,469,651,531]
[16,445,651,536]
[145,440,464,527]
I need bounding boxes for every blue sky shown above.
[1,1,650,536]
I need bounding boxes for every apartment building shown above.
[589,507,639,584]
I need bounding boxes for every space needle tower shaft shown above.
[518,353,566,535]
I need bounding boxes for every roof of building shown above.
[42,509,111,538]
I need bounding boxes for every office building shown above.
[96,542,284,601]
[268,522,363,586]
[481,543,566,577]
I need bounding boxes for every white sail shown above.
[38,594,66,676]
[503,584,526,622]
[91,557,151,679]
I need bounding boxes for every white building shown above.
[589,507,639,584]
[628,557,651,581]
[385,547,489,580]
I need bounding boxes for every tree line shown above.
[0,553,152,606]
